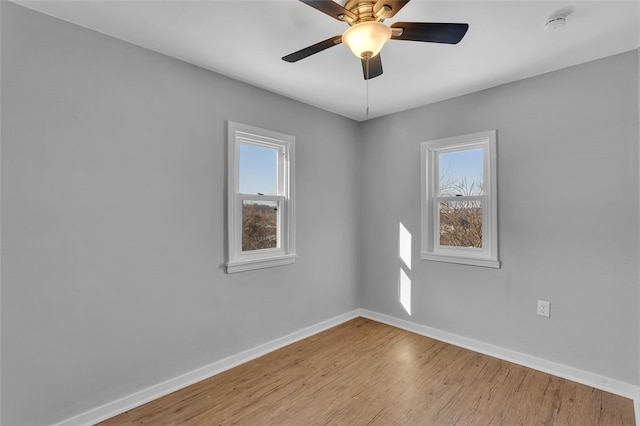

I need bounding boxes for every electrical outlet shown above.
[537,300,550,317]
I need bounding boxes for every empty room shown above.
[2,0,640,425]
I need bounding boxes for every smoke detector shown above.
[545,16,566,30]
[545,9,572,31]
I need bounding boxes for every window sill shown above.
[420,252,500,269]
[226,253,297,274]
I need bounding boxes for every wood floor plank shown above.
[99,318,635,425]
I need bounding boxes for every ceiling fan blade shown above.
[391,22,469,44]
[362,54,383,80]
[299,0,356,23]
[282,36,342,63]
[373,0,410,19]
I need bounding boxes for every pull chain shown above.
[365,58,370,119]
[366,79,370,119]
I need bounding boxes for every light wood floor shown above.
[100,317,635,425]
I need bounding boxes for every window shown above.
[420,130,499,268]
[227,122,296,273]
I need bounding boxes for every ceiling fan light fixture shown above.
[342,21,392,59]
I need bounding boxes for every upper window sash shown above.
[433,142,488,197]
[235,137,287,197]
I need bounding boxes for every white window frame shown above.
[420,130,500,268]
[226,121,296,273]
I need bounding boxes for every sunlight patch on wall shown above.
[398,222,412,316]
[399,222,412,270]
[399,268,412,316]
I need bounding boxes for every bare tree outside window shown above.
[439,200,482,248]
[242,201,278,251]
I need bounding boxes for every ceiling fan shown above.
[282,0,469,80]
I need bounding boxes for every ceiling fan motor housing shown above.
[344,1,390,23]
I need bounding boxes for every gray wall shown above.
[359,50,639,385]
[1,3,360,425]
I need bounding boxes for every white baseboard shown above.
[634,390,640,426]
[53,310,360,426]
[359,309,639,400]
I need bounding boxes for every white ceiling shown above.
[13,0,640,121]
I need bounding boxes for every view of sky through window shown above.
[438,148,484,196]
[239,143,278,195]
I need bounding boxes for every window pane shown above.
[438,148,484,196]
[242,200,278,251]
[239,143,277,195]
[439,200,482,248]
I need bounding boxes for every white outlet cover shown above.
[537,300,550,317]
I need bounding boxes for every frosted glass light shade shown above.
[342,21,392,59]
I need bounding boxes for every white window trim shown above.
[420,130,500,268]
[226,121,296,273]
